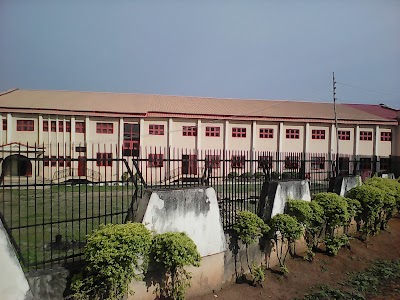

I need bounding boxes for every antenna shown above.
[333,72,339,176]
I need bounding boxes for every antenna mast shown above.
[333,72,339,176]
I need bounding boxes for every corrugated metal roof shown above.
[0,89,395,124]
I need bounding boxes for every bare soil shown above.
[193,216,400,300]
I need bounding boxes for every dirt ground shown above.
[193,216,400,300]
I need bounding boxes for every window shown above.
[360,131,372,141]
[58,157,64,167]
[311,156,325,169]
[286,129,299,139]
[75,146,87,153]
[148,154,164,167]
[380,132,392,141]
[43,120,48,132]
[380,157,390,171]
[339,157,350,172]
[231,155,245,168]
[58,121,64,132]
[65,156,71,168]
[96,122,113,134]
[76,122,85,133]
[51,156,57,167]
[17,120,34,131]
[258,155,272,169]
[285,156,299,169]
[259,128,273,139]
[232,127,246,138]
[205,126,220,137]
[96,153,112,167]
[149,124,164,135]
[359,157,372,170]
[51,121,56,132]
[2,119,6,130]
[312,130,325,140]
[66,121,71,132]
[182,126,197,136]
[205,155,221,169]
[123,123,140,157]
[43,156,50,167]
[338,130,350,140]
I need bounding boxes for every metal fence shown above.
[0,143,394,271]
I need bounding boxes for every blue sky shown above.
[1,0,399,107]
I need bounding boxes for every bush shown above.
[271,171,281,180]
[254,172,265,179]
[239,172,253,180]
[347,185,385,238]
[228,172,238,179]
[281,172,301,180]
[233,211,270,245]
[70,223,152,300]
[270,214,303,273]
[151,232,201,300]
[324,234,349,256]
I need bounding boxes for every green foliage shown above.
[253,172,265,179]
[151,232,201,300]
[270,214,303,273]
[251,263,265,287]
[271,171,281,180]
[324,234,349,256]
[347,185,385,238]
[233,211,270,245]
[239,172,253,180]
[71,223,152,300]
[281,172,300,180]
[228,172,238,179]
[301,286,364,300]
[313,193,350,235]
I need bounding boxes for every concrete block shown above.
[328,176,362,196]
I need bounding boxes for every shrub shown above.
[233,211,270,245]
[228,172,238,179]
[151,232,201,300]
[270,214,303,273]
[271,171,281,180]
[347,185,385,239]
[324,234,349,256]
[281,172,301,180]
[70,223,152,300]
[239,172,253,180]
[254,172,265,179]
[251,263,265,287]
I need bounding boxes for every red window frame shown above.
[360,131,372,141]
[232,127,246,138]
[149,124,164,135]
[96,153,113,167]
[205,155,221,169]
[96,122,113,134]
[58,121,64,132]
[182,126,197,136]
[17,120,34,131]
[148,154,164,167]
[205,126,220,137]
[258,155,272,168]
[43,120,48,132]
[380,132,391,141]
[286,129,299,139]
[66,121,71,132]
[2,119,6,130]
[51,121,56,132]
[231,155,245,168]
[259,128,273,139]
[338,130,350,140]
[311,129,325,140]
[76,122,85,133]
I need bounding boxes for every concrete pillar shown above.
[168,118,173,148]
[85,116,90,144]
[278,122,284,153]
[38,115,43,145]
[224,120,229,151]
[0,114,3,145]
[196,119,202,152]
[374,125,379,157]
[304,122,310,154]
[71,117,76,155]
[354,125,360,156]
[251,121,257,173]
[6,113,12,144]
[329,123,335,159]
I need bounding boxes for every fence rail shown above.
[0,142,397,271]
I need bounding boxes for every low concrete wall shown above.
[0,218,33,300]
[258,180,311,221]
[328,176,362,196]
[25,268,69,300]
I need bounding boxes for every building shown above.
[0,88,398,183]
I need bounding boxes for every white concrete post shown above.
[374,125,379,157]
[168,118,173,148]
[251,121,257,173]
[6,113,12,144]
[278,122,284,153]
[354,125,360,156]
[224,120,229,151]
[304,122,310,154]
[71,117,76,157]
[196,119,202,152]
[139,118,145,152]
[38,115,43,145]
[0,114,3,145]
[330,123,335,160]
[85,116,90,144]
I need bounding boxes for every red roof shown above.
[344,104,399,121]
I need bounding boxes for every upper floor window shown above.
[76,122,85,133]
[96,122,113,134]
[96,153,112,167]
[43,120,48,132]
[148,153,164,167]
[58,121,64,132]
[286,129,299,139]
[338,130,350,140]
[182,126,197,136]
[232,127,246,138]
[149,124,164,135]
[51,121,56,132]
[17,120,34,131]
[205,126,220,137]
[380,132,392,141]
[360,131,372,141]
[2,119,6,130]
[312,129,325,140]
[259,128,273,139]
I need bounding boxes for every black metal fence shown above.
[0,143,395,271]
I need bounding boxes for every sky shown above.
[0,0,399,108]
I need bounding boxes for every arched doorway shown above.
[2,155,32,177]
